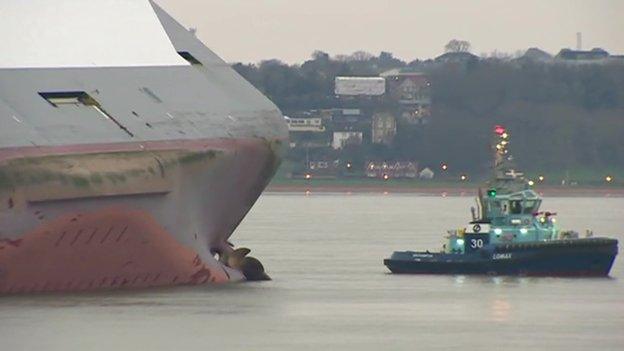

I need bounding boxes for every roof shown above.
[520,48,553,61]
[380,68,427,78]
[555,48,610,60]
[335,76,385,81]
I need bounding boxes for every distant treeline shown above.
[233,51,624,178]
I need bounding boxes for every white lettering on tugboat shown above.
[492,253,512,260]
[470,239,484,249]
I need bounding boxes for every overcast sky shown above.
[157,0,623,64]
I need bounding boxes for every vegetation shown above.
[233,48,624,180]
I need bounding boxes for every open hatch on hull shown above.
[38,91,134,137]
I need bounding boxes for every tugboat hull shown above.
[384,238,618,277]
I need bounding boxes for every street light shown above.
[605,175,613,183]
[460,174,468,181]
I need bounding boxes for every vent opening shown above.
[39,91,98,107]
[38,91,134,137]
[177,51,202,65]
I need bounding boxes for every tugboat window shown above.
[523,200,537,214]
[510,200,523,214]
[501,201,509,215]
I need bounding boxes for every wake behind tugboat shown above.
[384,125,618,276]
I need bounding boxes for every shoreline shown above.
[266,184,624,197]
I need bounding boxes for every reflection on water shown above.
[491,298,511,322]
[0,194,623,350]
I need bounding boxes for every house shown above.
[335,77,385,96]
[307,160,340,176]
[366,161,418,179]
[419,167,435,179]
[380,69,432,124]
[332,131,363,149]
[284,116,325,132]
[371,112,396,145]
[331,108,372,133]
[518,48,553,62]
[555,48,610,63]
[381,69,431,105]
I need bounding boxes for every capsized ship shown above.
[384,125,618,276]
[0,0,287,294]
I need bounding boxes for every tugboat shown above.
[384,125,618,276]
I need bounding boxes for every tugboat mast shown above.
[488,125,527,195]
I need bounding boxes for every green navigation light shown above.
[487,189,497,197]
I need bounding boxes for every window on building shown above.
[510,200,523,214]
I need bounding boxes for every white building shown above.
[332,131,363,149]
[334,77,385,96]
[371,112,396,144]
[284,116,325,132]
[419,167,435,179]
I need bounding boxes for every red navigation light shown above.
[494,125,506,135]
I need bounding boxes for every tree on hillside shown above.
[311,50,330,62]
[350,51,375,61]
[444,39,472,53]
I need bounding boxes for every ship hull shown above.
[0,137,283,294]
[384,238,618,277]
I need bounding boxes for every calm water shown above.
[1,194,623,350]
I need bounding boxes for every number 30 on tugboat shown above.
[383,126,618,276]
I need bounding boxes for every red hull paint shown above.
[0,206,228,294]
